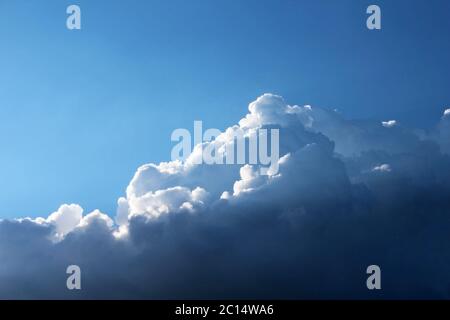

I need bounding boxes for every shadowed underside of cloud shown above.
[1,94,450,299]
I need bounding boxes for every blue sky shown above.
[0,0,450,219]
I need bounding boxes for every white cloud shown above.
[1,94,450,299]
[127,186,208,220]
[372,164,392,172]
[77,210,114,229]
[46,204,83,239]
[115,94,450,227]
[382,120,397,128]
[24,205,114,241]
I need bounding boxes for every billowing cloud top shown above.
[1,94,450,299]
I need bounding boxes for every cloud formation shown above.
[1,94,450,299]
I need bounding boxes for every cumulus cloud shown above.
[45,204,83,238]
[1,94,450,299]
